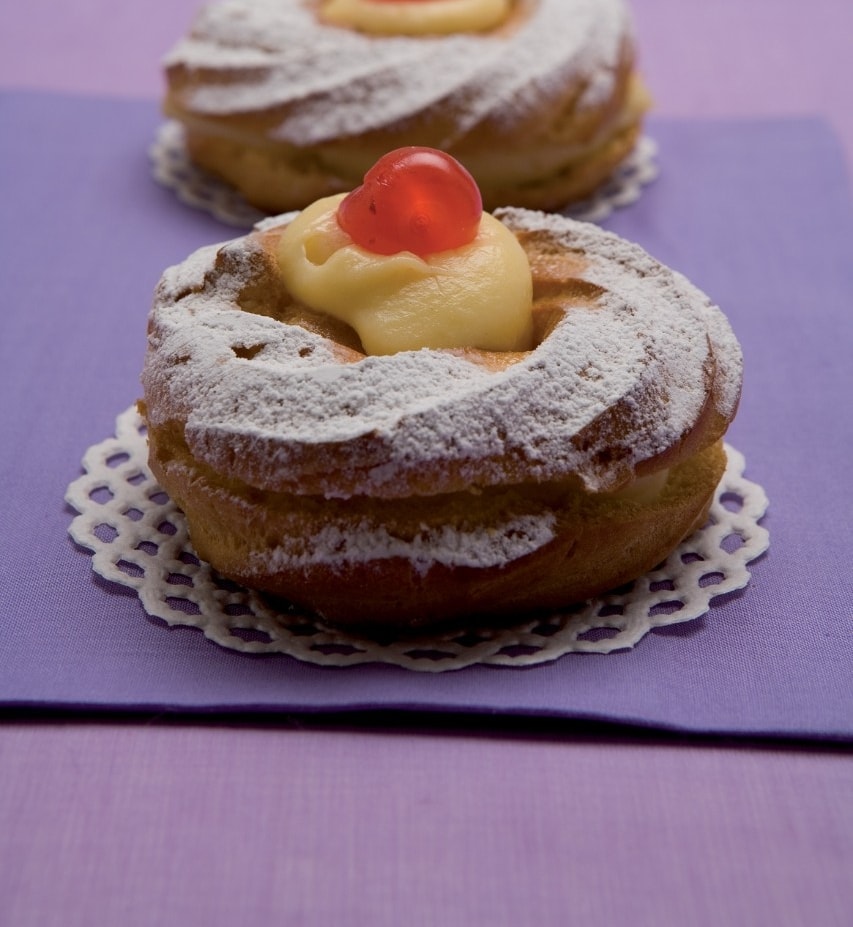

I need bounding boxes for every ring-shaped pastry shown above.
[163,0,651,212]
[141,208,742,629]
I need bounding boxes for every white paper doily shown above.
[150,120,659,229]
[66,406,768,672]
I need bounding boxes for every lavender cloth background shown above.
[2,2,853,924]
[1,91,851,738]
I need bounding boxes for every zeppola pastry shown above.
[140,148,742,631]
[162,0,651,212]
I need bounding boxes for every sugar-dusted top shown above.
[164,0,632,146]
[142,209,743,500]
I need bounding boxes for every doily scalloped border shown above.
[66,406,768,672]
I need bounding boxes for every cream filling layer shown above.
[320,0,512,36]
[277,193,533,355]
[611,468,669,503]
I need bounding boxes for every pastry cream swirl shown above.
[277,194,533,355]
[320,0,512,35]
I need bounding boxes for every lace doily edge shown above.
[65,407,769,672]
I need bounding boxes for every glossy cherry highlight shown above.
[337,147,483,257]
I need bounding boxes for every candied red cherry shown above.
[337,147,483,257]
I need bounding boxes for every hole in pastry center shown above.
[234,224,604,367]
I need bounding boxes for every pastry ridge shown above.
[163,0,651,211]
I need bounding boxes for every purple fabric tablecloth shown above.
[1,91,852,738]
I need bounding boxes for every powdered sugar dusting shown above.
[498,207,743,425]
[165,0,632,145]
[142,209,743,501]
[253,512,557,576]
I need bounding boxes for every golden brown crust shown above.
[141,210,741,630]
[145,416,726,629]
[179,101,646,213]
[163,0,650,212]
